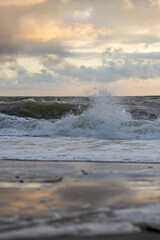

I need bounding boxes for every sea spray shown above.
[52,89,131,139]
[0,91,160,139]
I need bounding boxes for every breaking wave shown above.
[1,91,160,140]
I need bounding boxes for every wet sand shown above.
[0,160,160,239]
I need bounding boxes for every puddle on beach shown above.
[0,176,64,217]
[0,175,160,218]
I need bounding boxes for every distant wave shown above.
[0,100,87,119]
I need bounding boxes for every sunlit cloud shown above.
[0,0,46,7]
[74,8,92,19]
[123,0,135,9]
[61,0,72,4]
[18,16,72,41]
[149,0,160,6]
[18,16,113,42]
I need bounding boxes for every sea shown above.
[1,90,160,163]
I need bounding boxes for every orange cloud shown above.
[18,15,113,42]
[18,16,72,41]
[123,0,135,9]
[149,0,160,6]
[0,0,46,6]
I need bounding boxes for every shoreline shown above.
[2,158,160,164]
[0,160,160,239]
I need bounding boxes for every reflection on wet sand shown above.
[56,179,133,208]
[0,175,160,218]
[0,161,160,239]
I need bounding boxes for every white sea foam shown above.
[0,90,160,140]
[1,136,160,162]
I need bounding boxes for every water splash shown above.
[52,89,130,139]
[0,90,160,139]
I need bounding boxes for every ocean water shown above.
[1,91,160,162]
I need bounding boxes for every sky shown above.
[0,0,160,96]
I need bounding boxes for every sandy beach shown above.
[0,160,160,239]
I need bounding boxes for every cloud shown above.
[18,16,72,41]
[74,8,93,19]
[41,55,64,68]
[1,55,160,96]
[0,66,57,91]
[22,41,72,57]
[0,41,71,65]
[1,0,160,61]
[18,14,113,42]
[51,55,160,83]
[102,47,160,60]
[0,0,46,7]
[123,0,135,9]
[0,56,16,64]
[107,77,160,96]
[0,0,72,63]
[1,0,160,96]
[149,0,160,6]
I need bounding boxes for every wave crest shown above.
[1,91,160,139]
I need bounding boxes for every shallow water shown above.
[1,136,160,162]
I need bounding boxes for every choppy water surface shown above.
[1,92,160,162]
